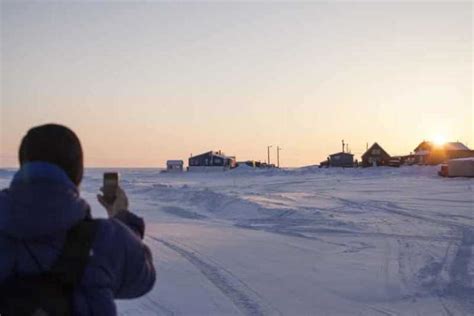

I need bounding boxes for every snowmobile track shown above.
[147,235,277,316]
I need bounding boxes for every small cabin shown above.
[328,152,354,167]
[166,160,184,172]
[361,143,391,167]
[188,151,236,171]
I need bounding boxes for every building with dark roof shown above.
[361,143,391,167]
[328,152,354,167]
[188,151,236,171]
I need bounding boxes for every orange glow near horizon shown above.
[432,135,447,147]
[1,2,472,168]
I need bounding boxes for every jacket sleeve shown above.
[110,211,156,298]
[114,210,145,239]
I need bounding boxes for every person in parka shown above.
[0,124,156,315]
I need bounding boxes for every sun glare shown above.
[433,135,446,146]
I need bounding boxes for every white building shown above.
[166,160,184,172]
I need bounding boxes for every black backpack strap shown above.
[0,219,99,316]
[49,219,99,289]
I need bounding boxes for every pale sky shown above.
[1,1,472,167]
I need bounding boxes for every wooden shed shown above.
[166,160,184,172]
[328,152,354,167]
[361,143,391,167]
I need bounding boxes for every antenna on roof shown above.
[342,139,345,153]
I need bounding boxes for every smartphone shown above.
[103,172,119,204]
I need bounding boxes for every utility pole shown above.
[342,139,345,153]
[267,145,272,165]
[277,146,282,168]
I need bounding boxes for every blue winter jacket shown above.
[0,162,156,315]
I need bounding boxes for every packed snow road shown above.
[1,166,473,315]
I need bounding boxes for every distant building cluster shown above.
[163,149,277,173]
[162,140,474,175]
[320,140,474,168]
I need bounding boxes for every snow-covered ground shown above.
[1,166,473,315]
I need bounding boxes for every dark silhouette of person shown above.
[0,124,156,315]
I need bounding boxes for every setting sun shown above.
[433,135,447,146]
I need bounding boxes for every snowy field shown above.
[1,166,473,315]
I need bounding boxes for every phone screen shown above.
[104,172,118,187]
[103,172,119,203]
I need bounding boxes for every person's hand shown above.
[97,186,129,218]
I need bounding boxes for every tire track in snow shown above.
[364,200,471,230]
[147,235,273,316]
[144,295,175,316]
[236,220,456,244]
[438,297,454,316]
[445,228,474,305]
[369,306,397,316]
[382,238,391,299]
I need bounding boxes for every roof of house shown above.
[414,141,432,152]
[361,142,390,159]
[329,152,354,158]
[191,151,234,160]
[167,160,184,164]
[414,141,470,152]
[444,142,470,151]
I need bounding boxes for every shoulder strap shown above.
[0,220,99,316]
[49,219,99,289]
